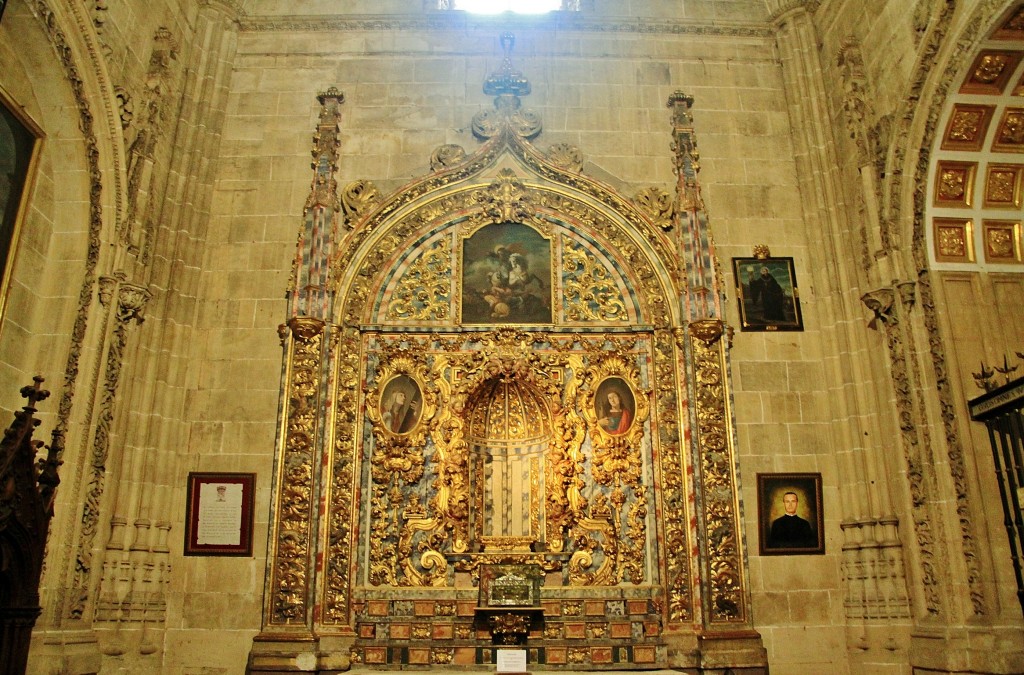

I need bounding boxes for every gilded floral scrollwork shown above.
[562,235,629,323]
[688,320,745,622]
[385,236,452,322]
[568,354,651,586]
[323,327,359,624]
[365,347,438,586]
[544,354,588,551]
[430,144,466,172]
[476,169,537,225]
[633,187,674,230]
[657,330,691,622]
[341,179,381,227]
[271,317,324,623]
[547,143,584,172]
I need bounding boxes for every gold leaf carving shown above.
[689,320,744,623]
[547,143,583,172]
[561,235,629,323]
[569,354,651,586]
[271,317,324,623]
[341,179,381,227]
[633,187,674,230]
[430,144,466,171]
[385,237,452,322]
[477,169,536,224]
[655,330,691,622]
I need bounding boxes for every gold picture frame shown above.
[732,256,804,332]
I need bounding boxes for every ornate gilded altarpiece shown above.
[251,38,763,673]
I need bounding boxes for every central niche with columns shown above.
[466,373,552,549]
[253,34,764,674]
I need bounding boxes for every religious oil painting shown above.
[379,374,422,435]
[184,473,256,556]
[757,473,824,556]
[594,376,636,436]
[0,89,42,324]
[461,222,552,324]
[732,256,804,332]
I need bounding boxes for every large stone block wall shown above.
[181,16,853,674]
[2,0,1021,672]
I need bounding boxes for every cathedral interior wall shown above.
[0,1,1021,674]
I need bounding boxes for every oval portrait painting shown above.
[379,375,422,434]
[594,377,636,436]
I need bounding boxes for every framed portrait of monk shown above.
[732,256,803,332]
[757,473,824,556]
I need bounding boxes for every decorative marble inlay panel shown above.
[984,164,1024,208]
[933,160,977,207]
[982,220,1022,263]
[993,107,1024,152]
[941,104,995,151]
[933,218,975,262]
[959,50,1022,95]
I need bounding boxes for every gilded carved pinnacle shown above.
[667,91,695,127]
[472,34,543,139]
[317,86,345,104]
[483,33,531,100]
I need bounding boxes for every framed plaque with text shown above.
[184,472,255,556]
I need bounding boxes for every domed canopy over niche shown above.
[464,375,553,551]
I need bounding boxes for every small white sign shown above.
[496,648,527,673]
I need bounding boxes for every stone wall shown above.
[0,0,1021,673]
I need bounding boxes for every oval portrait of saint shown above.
[379,375,422,435]
[594,377,635,436]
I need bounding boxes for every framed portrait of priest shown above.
[757,473,824,556]
[732,256,804,331]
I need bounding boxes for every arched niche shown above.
[464,374,553,550]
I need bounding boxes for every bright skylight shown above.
[453,0,563,14]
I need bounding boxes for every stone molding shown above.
[238,13,772,38]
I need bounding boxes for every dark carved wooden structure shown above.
[970,376,1024,614]
[0,378,62,674]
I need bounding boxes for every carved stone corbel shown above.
[861,287,896,330]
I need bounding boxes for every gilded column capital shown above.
[288,316,326,342]
[689,319,724,345]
